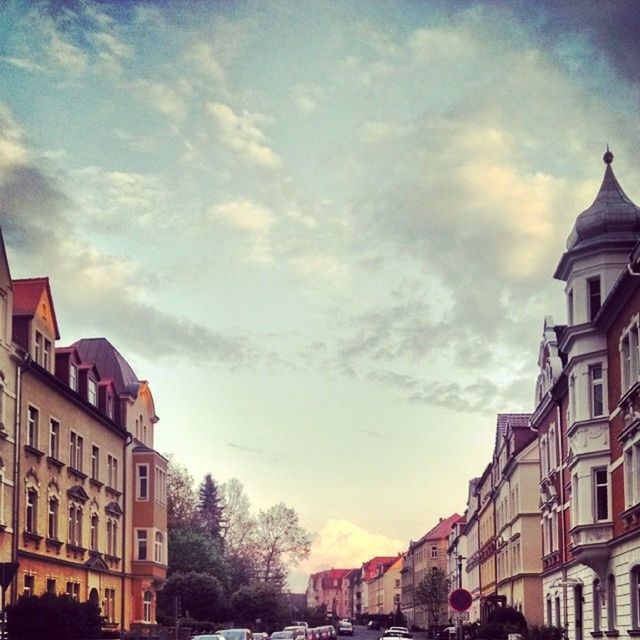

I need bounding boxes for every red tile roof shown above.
[415,513,463,546]
[12,277,60,338]
[362,556,396,581]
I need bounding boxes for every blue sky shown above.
[2,0,640,590]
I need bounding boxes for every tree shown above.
[220,478,256,555]
[199,473,224,540]
[7,593,102,640]
[415,568,449,636]
[157,571,227,623]
[253,502,311,584]
[168,527,228,583]
[230,582,289,629]
[166,455,199,530]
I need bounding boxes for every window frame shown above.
[27,405,39,450]
[593,467,609,522]
[136,463,149,501]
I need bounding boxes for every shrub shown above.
[7,593,103,640]
[527,625,564,640]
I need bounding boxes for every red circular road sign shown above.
[449,588,472,612]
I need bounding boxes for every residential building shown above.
[306,568,353,618]
[401,514,461,630]
[493,414,543,624]
[477,463,498,621]
[361,556,396,616]
[366,554,403,615]
[0,227,167,631]
[463,478,481,622]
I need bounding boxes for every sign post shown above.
[449,588,472,640]
[0,562,18,640]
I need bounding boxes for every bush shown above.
[476,622,508,640]
[7,593,103,640]
[527,626,564,640]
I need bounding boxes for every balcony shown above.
[570,522,612,576]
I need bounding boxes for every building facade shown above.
[0,228,167,631]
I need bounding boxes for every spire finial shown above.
[604,144,614,165]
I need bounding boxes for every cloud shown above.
[0,56,46,73]
[47,32,88,74]
[0,104,261,369]
[293,85,325,113]
[227,442,269,456]
[134,79,188,122]
[206,102,282,169]
[186,42,225,85]
[299,518,403,574]
[211,199,275,263]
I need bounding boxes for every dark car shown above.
[367,622,381,631]
[338,621,353,636]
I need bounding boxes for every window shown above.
[69,432,83,471]
[137,464,148,500]
[107,519,118,557]
[48,497,58,540]
[143,590,153,622]
[154,531,163,563]
[34,331,43,364]
[23,574,34,597]
[91,445,99,480]
[572,473,580,524]
[631,566,640,629]
[546,598,552,627]
[46,578,56,594]
[68,504,82,546]
[588,277,601,321]
[607,574,617,631]
[431,545,437,558]
[555,596,561,627]
[621,321,640,391]
[49,419,59,459]
[105,588,116,623]
[43,338,52,371]
[155,468,167,505]
[106,394,114,419]
[137,529,148,560]
[66,581,80,601]
[570,374,577,423]
[549,427,557,469]
[593,579,601,633]
[590,365,604,417]
[69,364,78,391]
[107,455,118,489]
[88,379,97,406]
[26,489,37,533]
[90,514,99,551]
[594,468,609,521]
[568,289,574,325]
[27,406,39,449]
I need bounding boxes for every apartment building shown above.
[0,228,167,631]
[306,568,353,618]
[401,515,461,629]
[366,554,403,614]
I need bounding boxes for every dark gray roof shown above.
[72,337,140,396]
[566,150,640,252]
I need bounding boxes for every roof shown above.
[72,337,140,396]
[362,556,397,581]
[414,513,462,547]
[556,149,640,279]
[12,277,61,338]
[495,413,531,450]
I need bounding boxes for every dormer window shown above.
[88,379,97,406]
[106,394,114,419]
[69,364,78,391]
[588,277,601,321]
[34,331,43,364]
[43,339,52,371]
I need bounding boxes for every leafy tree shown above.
[166,455,199,530]
[168,527,228,582]
[7,593,102,640]
[157,571,227,623]
[253,502,311,584]
[199,472,224,540]
[220,478,256,554]
[415,568,449,635]
[230,582,289,629]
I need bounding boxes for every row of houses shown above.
[310,148,640,639]
[0,229,167,631]
[306,516,460,626]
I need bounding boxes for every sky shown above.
[1,0,640,592]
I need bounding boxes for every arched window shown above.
[48,497,59,540]
[90,514,99,551]
[630,567,640,630]
[593,579,601,633]
[607,574,617,632]
[26,489,38,534]
[143,590,153,622]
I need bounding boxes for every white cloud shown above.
[134,79,188,121]
[212,199,275,263]
[300,519,403,573]
[0,56,46,73]
[289,252,346,280]
[186,42,225,84]
[293,85,325,113]
[0,103,28,169]
[206,102,282,169]
[48,33,88,74]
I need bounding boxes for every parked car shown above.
[217,629,254,640]
[388,629,408,635]
[191,636,226,640]
[284,626,307,639]
[317,625,336,640]
[271,633,295,640]
[254,633,269,640]
[306,628,320,640]
[338,621,353,636]
[380,632,412,639]
[293,622,310,629]
[367,622,381,631]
